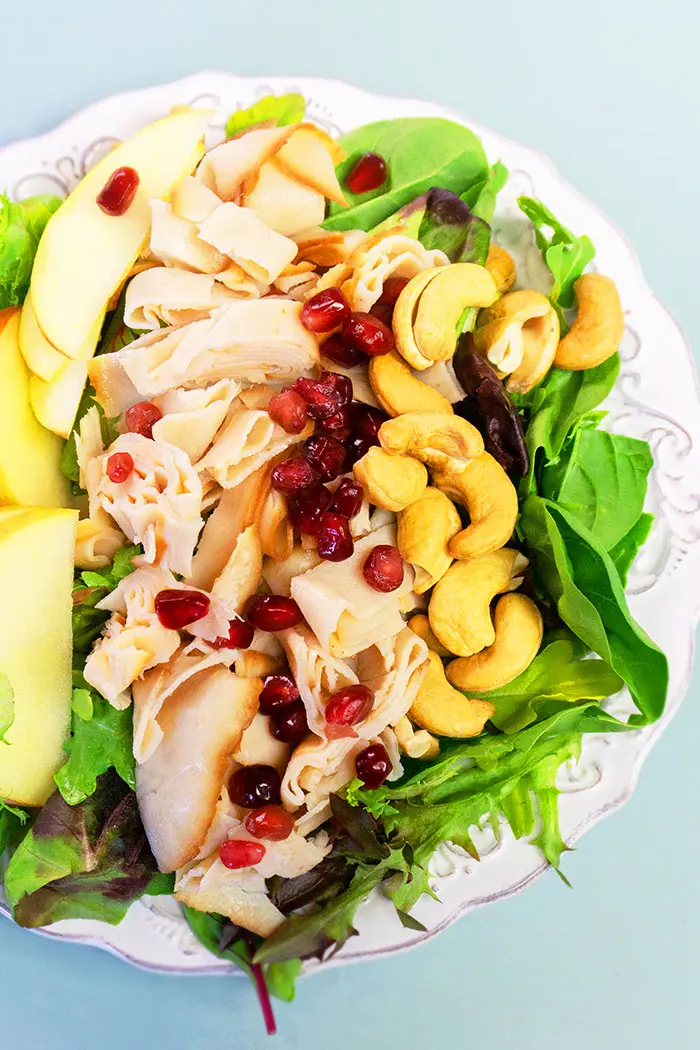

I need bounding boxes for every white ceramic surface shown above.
[1,72,698,976]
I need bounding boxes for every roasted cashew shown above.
[379,411,483,473]
[485,244,516,294]
[394,715,440,760]
[428,548,528,657]
[408,614,452,657]
[397,487,461,593]
[446,593,543,692]
[393,264,498,370]
[409,652,494,738]
[432,452,518,560]
[369,351,454,417]
[555,273,624,370]
[474,289,559,393]
[353,446,428,512]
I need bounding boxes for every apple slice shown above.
[19,292,67,381]
[0,506,78,806]
[0,311,71,506]
[29,358,90,441]
[31,106,212,359]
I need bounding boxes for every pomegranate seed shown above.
[363,545,404,593]
[319,370,353,406]
[346,152,387,195]
[355,743,392,789]
[369,301,394,327]
[154,589,210,630]
[316,512,354,562]
[269,700,309,745]
[228,764,282,808]
[344,436,373,470]
[125,401,162,439]
[325,685,374,726]
[322,334,363,369]
[219,839,266,869]
[381,276,409,304]
[96,166,140,216]
[288,483,332,536]
[211,617,255,650]
[315,404,351,440]
[300,287,350,333]
[350,403,388,443]
[245,805,295,841]
[268,389,308,435]
[294,379,340,421]
[342,313,394,357]
[259,674,300,714]
[271,455,318,495]
[106,451,134,484]
[330,478,364,519]
[246,595,303,631]
[305,435,346,482]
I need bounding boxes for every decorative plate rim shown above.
[1,71,698,977]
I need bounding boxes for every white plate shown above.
[1,72,699,976]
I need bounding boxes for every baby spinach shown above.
[462,159,509,223]
[517,196,595,327]
[417,188,491,265]
[225,93,305,138]
[610,512,654,585]
[519,495,668,725]
[541,428,653,550]
[323,117,488,232]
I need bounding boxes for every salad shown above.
[0,92,668,1032]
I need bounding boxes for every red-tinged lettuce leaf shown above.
[453,333,529,476]
[4,771,163,928]
[417,188,491,265]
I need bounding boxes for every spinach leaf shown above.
[0,193,62,309]
[417,188,491,265]
[4,771,162,927]
[61,383,119,488]
[519,496,667,724]
[610,512,654,585]
[0,799,28,855]
[225,93,305,138]
[0,673,14,744]
[517,196,595,326]
[324,118,488,232]
[462,160,509,223]
[54,683,136,806]
[541,428,653,550]
[479,637,623,733]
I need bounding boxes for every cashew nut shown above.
[235,649,285,679]
[369,351,454,417]
[409,652,494,738]
[474,289,559,393]
[432,452,518,560]
[394,715,440,760]
[379,411,483,473]
[554,273,624,370]
[485,244,516,294]
[393,263,498,370]
[397,487,461,593]
[408,614,452,658]
[428,548,528,657]
[446,593,543,692]
[353,446,428,512]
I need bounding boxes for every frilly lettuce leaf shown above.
[225,93,305,138]
[0,799,28,855]
[0,193,62,309]
[0,673,14,744]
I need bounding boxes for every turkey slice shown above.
[124,267,238,330]
[354,628,428,739]
[195,124,298,200]
[152,379,240,463]
[196,404,310,489]
[74,508,125,570]
[210,524,263,614]
[262,545,321,597]
[170,174,221,224]
[273,262,319,301]
[343,232,449,313]
[233,712,290,772]
[242,159,326,236]
[83,565,181,708]
[258,486,295,561]
[290,525,414,657]
[294,227,366,267]
[197,202,297,284]
[136,665,260,871]
[175,856,284,938]
[280,626,359,736]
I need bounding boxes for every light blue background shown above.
[1,3,698,1048]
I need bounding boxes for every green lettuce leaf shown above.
[71,545,140,653]
[55,679,135,806]
[225,93,306,138]
[4,771,161,927]
[417,188,491,266]
[0,193,62,309]
[0,799,29,855]
[324,118,488,232]
[517,196,595,327]
[61,383,119,488]
[462,160,509,223]
[519,495,668,724]
[480,637,623,733]
[541,428,653,550]
[610,512,654,585]
[0,672,14,744]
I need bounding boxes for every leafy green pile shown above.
[0,193,62,309]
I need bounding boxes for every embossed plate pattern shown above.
[0,73,698,976]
